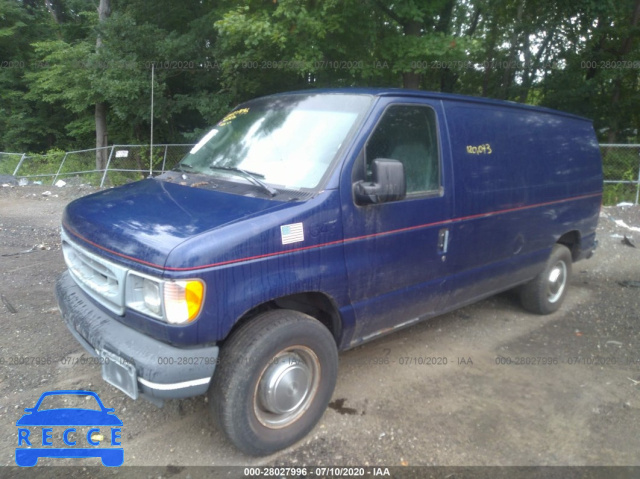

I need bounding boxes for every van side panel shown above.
[444,102,602,215]
[442,101,602,304]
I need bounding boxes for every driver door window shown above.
[366,105,440,195]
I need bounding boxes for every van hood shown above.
[62,179,291,269]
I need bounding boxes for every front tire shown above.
[209,310,338,456]
[520,243,572,314]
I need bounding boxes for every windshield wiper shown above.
[209,166,277,197]
[174,163,195,173]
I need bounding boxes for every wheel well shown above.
[230,293,342,345]
[557,231,581,261]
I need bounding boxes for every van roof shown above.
[264,88,591,122]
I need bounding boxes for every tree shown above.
[24,0,228,155]
[539,0,640,141]
[0,0,75,152]
[213,0,476,105]
[95,0,111,169]
[2,0,639,155]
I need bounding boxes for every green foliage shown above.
[0,0,639,155]
[13,148,67,178]
[0,0,75,151]
[603,183,639,206]
[601,147,640,204]
[1,0,229,153]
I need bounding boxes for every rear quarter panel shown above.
[442,100,602,303]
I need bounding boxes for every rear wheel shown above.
[520,244,572,314]
[209,310,338,456]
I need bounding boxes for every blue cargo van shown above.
[56,89,602,455]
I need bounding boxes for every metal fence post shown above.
[52,152,69,185]
[161,144,168,172]
[636,148,640,205]
[100,146,116,187]
[12,153,26,176]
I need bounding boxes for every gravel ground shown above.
[0,184,639,479]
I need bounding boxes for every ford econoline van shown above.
[56,89,603,455]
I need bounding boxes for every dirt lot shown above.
[0,184,639,477]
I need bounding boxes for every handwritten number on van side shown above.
[466,144,492,155]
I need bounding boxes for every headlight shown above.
[143,279,162,315]
[126,273,204,325]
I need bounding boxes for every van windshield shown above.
[176,93,372,192]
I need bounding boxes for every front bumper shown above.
[55,271,218,403]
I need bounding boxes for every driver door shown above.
[341,99,454,344]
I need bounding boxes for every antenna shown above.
[149,63,154,177]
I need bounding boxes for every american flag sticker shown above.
[281,223,304,245]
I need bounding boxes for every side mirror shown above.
[354,158,406,205]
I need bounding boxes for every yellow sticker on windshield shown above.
[218,108,250,126]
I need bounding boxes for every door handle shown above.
[437,228,449,254]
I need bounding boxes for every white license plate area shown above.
[101,350,138,400]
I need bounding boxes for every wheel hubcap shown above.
[547,260,567,303]
[255,347,320,428]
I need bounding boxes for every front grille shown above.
[61,229,128,315]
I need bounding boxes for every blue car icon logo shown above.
[16,390,123,467]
